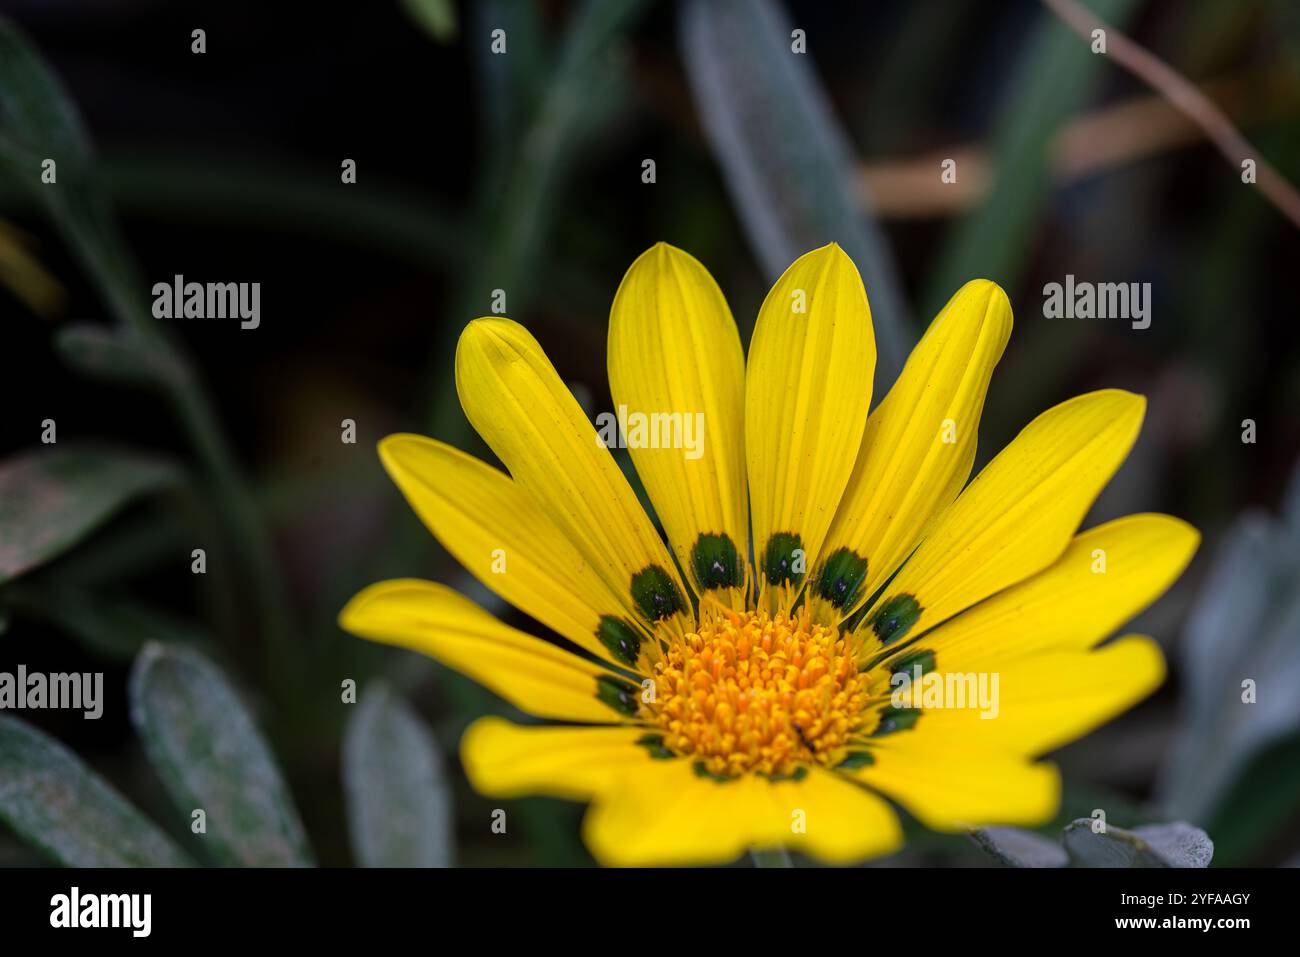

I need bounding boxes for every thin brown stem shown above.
[1041,0,1300,230]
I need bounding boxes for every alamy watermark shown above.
[152,274,260,329]
[1043,274,1151,330]
[891,665,1000,719]
[0,665,103,719]
[50,887,151,937]
[595,405,705,461]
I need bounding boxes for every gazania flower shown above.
[340,243,1198,866]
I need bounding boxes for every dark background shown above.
[1,0,1299,867]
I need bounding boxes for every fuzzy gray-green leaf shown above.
[1062,819,1213,868]
[343,681,453,867]
[0,715,193,867]
[679,0,910,385]
[970,826,1068,868]
[55,324,189,390]
[0,446,179,586]
[128,643,313,866]
[1157,459,1300,842]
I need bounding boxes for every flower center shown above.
[644,608,872,778]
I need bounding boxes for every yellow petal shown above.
[583,762,901,866]
[892,635,1166,757]
[461,717,655,802]
[850,740,1059,831]
[378,433,652,670]
[608,244,749,608]
[746,244,875,613]
[455,317,693,637]
[860,389,1145,653]
[339,579,641,724]
[904,513,1198,672]
[812,280,1011,623]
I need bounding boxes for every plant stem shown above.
[66,201,299,684]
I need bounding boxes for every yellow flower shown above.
[340,243,1198,867]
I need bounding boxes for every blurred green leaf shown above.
[428,0,648,434]
[974,819,1213,868]
[129,643,314,866]
[922,0,1141,317]
[1062,819,1213,868]
[401,0,458,43]
[472,0,550,153]
[0,16,90,167]
[0,16,149,328]
[857,1,978,154]
[0,446,179,586]
[1158,510,1300,812]
[679,0,910,386]
[4,583,211,661]
[1200,731,1300,865]
[0,20,299,681]
[343,681,452,867]
[474,0,648,297]
[55,323,189,390]
[1157,466,1300,857]
[0,715,193,867]
[85,150,466,268]
[970,826,1068,867]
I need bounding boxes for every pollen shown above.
[643,608,873,778]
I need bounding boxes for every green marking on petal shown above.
[691,533,743,590]
[692,761,737,782]
[596,615,642,666]
[835,751,875,770]
[815,547,869,609]
[630,565,686,621]
[762,531,804,588]
[759,766,810,782]
[890,648,935,678]
[635,733,676,760]
[869,594,922,645]
[595,675,639,717]
[871,706,922,736]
